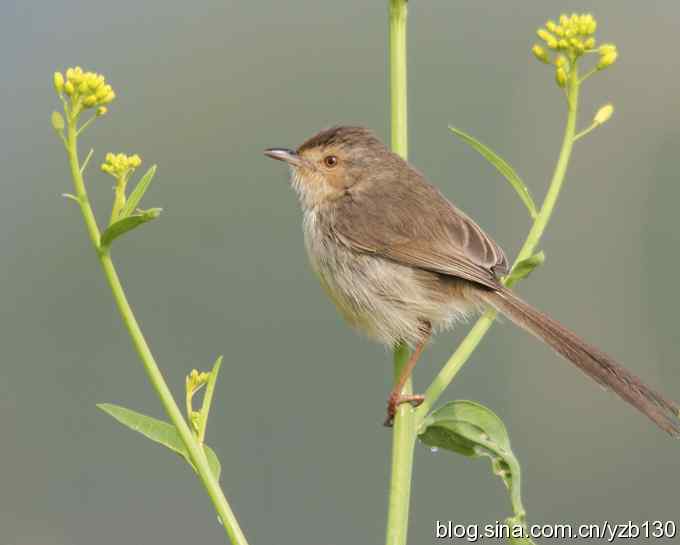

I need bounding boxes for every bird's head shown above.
[265,126,391,209]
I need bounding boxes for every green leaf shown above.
[51,110,65,131]
[505,251,545,286]
[449,126,538,219]
[420,400,511,457]
[97,403,221,480]
[120,165,157,218]
[100,208,162,247]
[199,356,223,441]
[419,401,527,534]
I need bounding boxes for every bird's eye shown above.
[324,155,338,168]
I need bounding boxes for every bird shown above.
[264,125,680,435]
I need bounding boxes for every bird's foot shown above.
[383,392,425,427]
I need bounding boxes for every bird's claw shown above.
[383,392,425,427]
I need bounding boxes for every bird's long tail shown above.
[479,286,680,436]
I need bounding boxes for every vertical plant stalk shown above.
[385,1,416,545]
[384,16,583,540]
[389,0,408,159]
[65,117,249,545]
[386,344,416,545]
[415,62,581,419]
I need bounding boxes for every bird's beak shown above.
[264,148,302,167]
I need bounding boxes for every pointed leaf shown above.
[419,401,526,526]
[199,355,223,442]
[120,165,157,218]
[505,251,545,286]
[97,403,221,480]
[449,126,538,219]
[100,208,162,247]
[51,111,65,131]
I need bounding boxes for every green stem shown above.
[80,148,94,175]
[109,176,127,224]
[77,113,98,136]
[573,122,596,142]
[389,0,408,157]
[386,344,416,545]
[386,1,415,545]
[415,62,581,421]
[65,119,249,545]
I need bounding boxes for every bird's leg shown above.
[384,323,432,426]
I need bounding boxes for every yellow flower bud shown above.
[64,81,75,96]
[78,82,89,94]
[53,72,64,94]
[584,37,596,49]
[96,86,109,100]
[537,29,557,47]
[558,39,569,50]
[546,21,557,33]
[532,44,550,64]
[87,74,101,91]
[102,91,116,104]
[559,14,569,26]
[555,67,567,88]
[554,25,565,37]
[130,155,142,167]
[593,104,614,126]
[97,106,108,116]
[106,152,115,162]
[597,50,618,69]
[554,55,567,68]
[83,95,97,107]
[599,44,617,55]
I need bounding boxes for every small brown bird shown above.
[265,126,680,435]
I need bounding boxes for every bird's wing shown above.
[332,170,508,290]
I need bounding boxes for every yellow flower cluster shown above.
[187,369,210,393]
[54,66,116,113]
[537,13,597,56]
[531,14,618,88]
[100,152,142,179]
[185,369,210,433]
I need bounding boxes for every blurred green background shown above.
[2,1,679,543]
